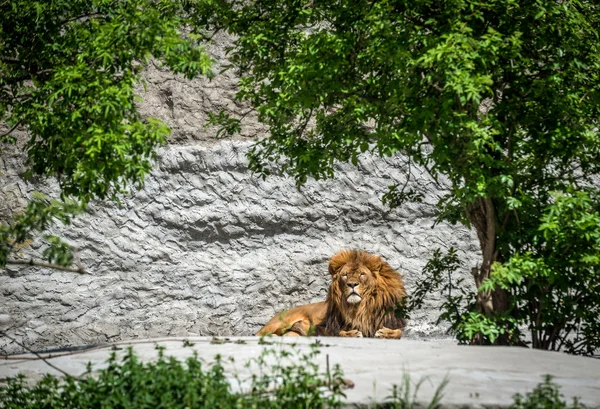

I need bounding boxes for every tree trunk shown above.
[467,197,510,344]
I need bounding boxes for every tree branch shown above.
[0,56,21,64]
[0,121,21,138]
[5,259,89,274]
[483,197,497,270]
[0,331,75,378]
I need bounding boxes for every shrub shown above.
[0,343,580,408]
[511,375,583,409]
[406,190,600,354]
[0,342,345,409]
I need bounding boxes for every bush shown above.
[0,342,581,408]
[0,342,345,409]
[406,190,600,354]
[511,375,583,409]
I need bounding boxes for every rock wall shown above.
[0,34,480,354]
[1,139,480,354]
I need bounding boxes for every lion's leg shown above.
[339,330,363,337]
[257,302,326,336]
[374,327,402,339]
[257,312,307,336]
[287,319,313,336]
[256,323,280,336]
[256,319,288,336]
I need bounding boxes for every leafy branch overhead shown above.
[199,0,600,352]
[0,193,83,271]
[0,0,213,270]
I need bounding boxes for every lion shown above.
[256,301,327,337]
[256,250,407,338]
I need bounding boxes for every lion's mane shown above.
[323,250,407,337]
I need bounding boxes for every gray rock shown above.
[0,34,480,354]
[0,140,479,354]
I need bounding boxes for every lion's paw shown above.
[374,327,402,339]
[339,330,363,338]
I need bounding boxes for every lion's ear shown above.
[328,262,341,276]
[369,260,383,276]
[329,250,353,275]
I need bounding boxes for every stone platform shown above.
[1,337,599,408]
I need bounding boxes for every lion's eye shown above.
[342,274,348,280]
[360,272,365,277]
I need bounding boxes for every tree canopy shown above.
[201,0,600,352]
[2,0,599,354]
[0,0,212,269]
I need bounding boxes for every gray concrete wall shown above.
[0,35,480,354]
[1,138,479,354]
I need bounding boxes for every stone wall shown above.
[1,139,479,354]
[0,34,480,354]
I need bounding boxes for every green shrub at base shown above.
[0,344,583,408]
[0,343,345,409]
[511,375,583,409]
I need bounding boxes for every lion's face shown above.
[325,249,407,337]
[335,261,376,305]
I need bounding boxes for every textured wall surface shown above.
[1,139,479,354]
[0,34,480,354]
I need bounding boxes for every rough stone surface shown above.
[1,139,480,354]
[0,33,479,354]
[137,32,267,145]
[2,337,599,408]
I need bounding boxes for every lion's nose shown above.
[347,283,358,290]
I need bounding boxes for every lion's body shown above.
[256,301,327,336]
[256,250,407,338]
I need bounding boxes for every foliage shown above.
[0,344,582,409]
[0,0,212,269]
[245,341,345,408]
[482,190,600,355]
[0,342,344,409]
[399,247,515,345]
[0,347,239,409]
[409,191,600,352]
[0,343,345,409]
[0,193,81,268]
[402,248,464,320]
[397,248,465,325]
[386,373,448,409]
[197,0,600,350]
[455,310,521,346]
[510,375,582,409]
